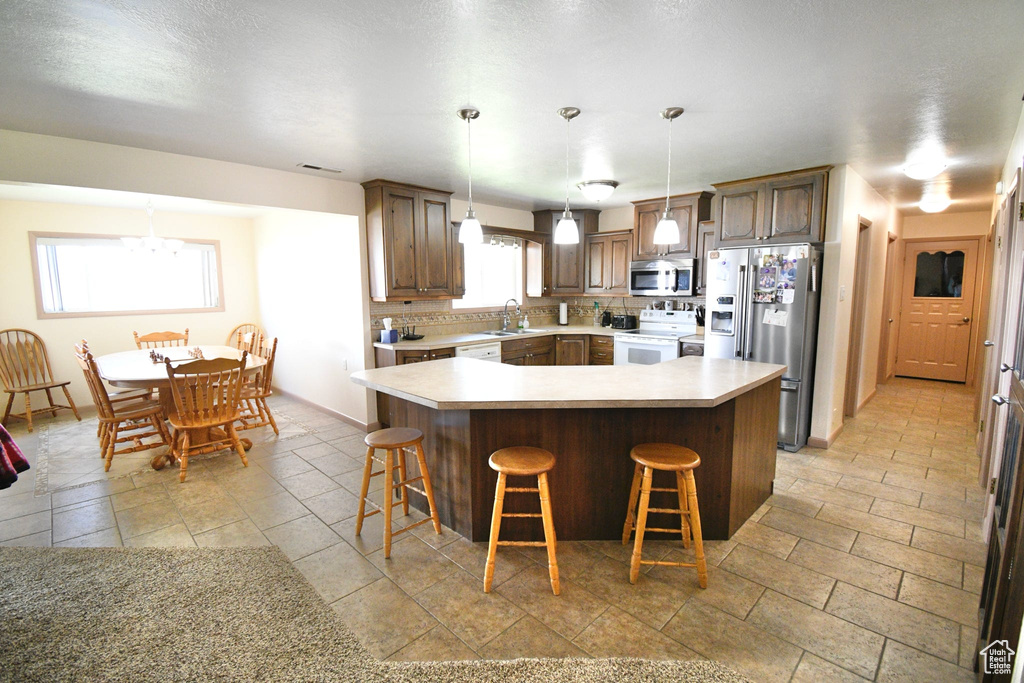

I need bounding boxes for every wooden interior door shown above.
[895,239,979,382]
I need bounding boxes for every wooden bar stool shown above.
[354,427,441,558]
[621,442,707,588]
[484,447,560,595]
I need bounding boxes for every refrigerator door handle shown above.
[810,253,819,293]
[745,267,757,360]
[735,265,747,358]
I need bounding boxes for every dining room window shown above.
[451,236,524,309]
[31,233,223,317]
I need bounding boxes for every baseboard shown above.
[271,387,370,433]
[807,423,844,449]
[857,388,877,412]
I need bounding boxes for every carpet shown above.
[0,547,751,682]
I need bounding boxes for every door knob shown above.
[888,319,893,323]
[1001,363,1016,373]
[962,317,970,323]
[992,395,1010,406]
[985,340,995,347]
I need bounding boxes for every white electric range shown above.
[613,309,698,365]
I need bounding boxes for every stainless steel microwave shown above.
[628,258,696,297]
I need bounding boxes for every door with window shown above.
[895,239,979,382]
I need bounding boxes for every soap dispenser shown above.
[523,314,530,330]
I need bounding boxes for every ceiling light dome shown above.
[919,193,951,213]
[577,180,619,202]
[903,160,948,180]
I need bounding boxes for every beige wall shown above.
[597,205,634,232]
[451,199,534,232]
[810,165,901,444]
[902,211,990,239]
[0,199,259,408]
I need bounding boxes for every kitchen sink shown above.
[481,329,549,336]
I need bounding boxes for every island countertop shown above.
[350,356,784,410]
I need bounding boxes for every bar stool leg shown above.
[685,470,708,588]
[396,447,410,516]
[676,471,692,549]
[414,443,442,534]
[538,472,560,596]
[629,466,654,584]
[383,449,395,559]
[621,462,643,545]
[355,445,374,536]
[484,472,507,593]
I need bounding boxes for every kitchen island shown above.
[350,356,783,541]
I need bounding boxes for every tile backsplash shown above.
[369,295,706,335]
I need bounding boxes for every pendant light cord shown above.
[665,118,673,214]
[467,117,473,211]
[564,117,571,213]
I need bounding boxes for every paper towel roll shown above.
[559,302,568,325]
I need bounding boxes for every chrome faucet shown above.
[502,298,521,331]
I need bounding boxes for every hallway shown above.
[0,379,985,681]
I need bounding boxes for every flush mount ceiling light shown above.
[577,180,619,202]
[121,201,184,255]
[554,107,581,245]
[457,108,483,245]
[919,192,952,213]
[903,159,948,180]
[652,107,684,245]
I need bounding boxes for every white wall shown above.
[451,199,534,232]
[0,199,259,408]
[903,211,990,239]
[811,165,900,443]
[254,208,373,426]
[597,205,634,232]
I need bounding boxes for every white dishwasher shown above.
[455,341,503,362]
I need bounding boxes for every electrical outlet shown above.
[839,285,846,301]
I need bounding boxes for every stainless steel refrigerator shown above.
[705,243,823,451]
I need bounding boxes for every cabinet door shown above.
[383,187,420,297]
[419,192,452,295]
[661,202,696,258]
[764,171,826,243]
[503,355,526,366]
[696,220,716,294]
[585,235,608,293]
[429,347,455,360]
[451,224,465,297]
[715,183,764,245]
[608,232,631,293]
[633,203,663,260]
[397,350,429,364]
[551,217,584,294]
[555,335,588,365]
[526,349,554,365]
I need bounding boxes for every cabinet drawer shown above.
[589,348,614,365]
[502,336,554,354]
[590,334,614,350]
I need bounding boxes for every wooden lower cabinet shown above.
[589,335,614,365]
[374,346,456,425]
[502,336,554,365]
[555,335,588,365]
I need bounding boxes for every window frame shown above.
[451,237,528,313]
[28,231,226,319]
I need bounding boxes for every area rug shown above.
[0,546,750,683]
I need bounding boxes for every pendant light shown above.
[457,108,483,244]
[554,107,581,245]
[121,201,184,255]
[652,107,684,245]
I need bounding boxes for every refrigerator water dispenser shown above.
[709,296,736,335]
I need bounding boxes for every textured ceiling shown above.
[1,0,1023,214]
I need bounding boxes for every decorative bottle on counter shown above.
[593,301,601,326]
[523,314,530,329]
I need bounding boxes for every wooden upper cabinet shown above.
[585,230,632,295]
[696,220,716,294]
[712,167,830,246]
[533,209,599,296]
[363,180,457,301]
[631,192,712,260]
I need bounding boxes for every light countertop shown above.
[374,325,704,351]
[350,356,783,410]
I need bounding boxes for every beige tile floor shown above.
[0,380,984,681]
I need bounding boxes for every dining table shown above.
[96,345,267,470]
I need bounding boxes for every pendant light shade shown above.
[653,107,684,246]
[457,108,483,244]
[555,107,581,245]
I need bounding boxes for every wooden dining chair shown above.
[227,323,266,352]
[237,337,279,435]
[134,328,189,349]
[164,354,249,482]
[0,328,81,432]
[75,340,151,438]
[73,343,171,471]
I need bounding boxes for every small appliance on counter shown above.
[628,258,696,297]
[611,314,637,329]
[601,311,612,327]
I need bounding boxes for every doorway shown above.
[895,238,981,382]
[876,232,899,383]
[844,217,872,416]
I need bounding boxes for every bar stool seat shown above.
[355,427,442,558]
[622,442,707,588]
[484,447,560,595]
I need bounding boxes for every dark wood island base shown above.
[381,377,780,541]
